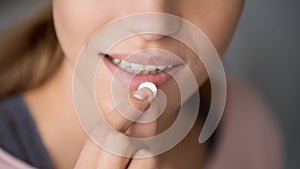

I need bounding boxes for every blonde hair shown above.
[0,3,64,99]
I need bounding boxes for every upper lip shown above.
[101,49,184,66]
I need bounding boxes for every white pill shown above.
[138,82,157,98]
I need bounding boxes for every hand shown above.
[74,87,158,169]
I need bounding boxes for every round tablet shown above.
[138,82,157,98]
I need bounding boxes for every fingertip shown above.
[132,87,153,101]
[138,82,157,99]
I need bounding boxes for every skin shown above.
[24,0,244,169]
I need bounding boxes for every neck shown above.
[24,60,87,169]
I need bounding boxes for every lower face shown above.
[53,0,244,120]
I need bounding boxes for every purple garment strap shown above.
[0,148,36,169]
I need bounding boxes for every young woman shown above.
[0,0,283,169]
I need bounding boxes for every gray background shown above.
[224,1,300,169]
[0,0,299,168]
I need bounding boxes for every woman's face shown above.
[53,0,244,119]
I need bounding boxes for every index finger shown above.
[105,86,154,132]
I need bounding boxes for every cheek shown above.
[52,0,116,66]
[181,1,243,56]
[95,62,115,113]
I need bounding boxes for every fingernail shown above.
[133,88,151,100]
[138,82,157,98]
[133,82,157,102]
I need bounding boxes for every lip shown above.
[105,49,183,66]
[102,54,184,89]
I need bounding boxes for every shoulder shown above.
[0,94,30,127]
[225,78,279,130]
[206,78,284,169]
[0,94,24,125]
[0,148,36,169]
[0,94,54,169]
[0,94,25,113]
[0,94,31,150]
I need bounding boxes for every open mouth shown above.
[101,53,184,89]
[105,54,176,75]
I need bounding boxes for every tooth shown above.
[130,63,144,72]
[166,65,173,69]
[141,70,150,74]
[130,68,141,74]
[119,61,130,69]
[125,60,132,65]
[112,57,174,75]
[157,65,166,70]
[149,70,158,74]
[112,58,121,64]
[144,65,157,71]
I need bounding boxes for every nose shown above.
[122,0,181,41]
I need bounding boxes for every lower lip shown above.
[103,56,183,89]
